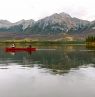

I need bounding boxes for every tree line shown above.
[86,36,95,42]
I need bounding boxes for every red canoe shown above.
[5,47,36,52]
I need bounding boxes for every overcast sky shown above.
[0,0,95,22]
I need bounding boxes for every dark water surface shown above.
[0,45,95,97]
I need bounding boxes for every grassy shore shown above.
[0,39,85,45]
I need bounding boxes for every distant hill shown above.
[0,19,35,33]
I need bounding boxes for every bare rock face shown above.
[28,12,90,35]
[13,19,35,30]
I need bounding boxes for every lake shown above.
[0,45,95,97]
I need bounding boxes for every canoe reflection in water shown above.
[5,47,37,55]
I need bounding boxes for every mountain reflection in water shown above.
[0,45,94,75]
[0,45,95,97]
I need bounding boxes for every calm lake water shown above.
[0,45,95,97]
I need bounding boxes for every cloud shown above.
[0,0,95,22]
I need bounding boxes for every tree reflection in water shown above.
[0,45,95,75]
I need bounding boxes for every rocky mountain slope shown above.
[0,12,95,40]
[0,19,35,32]
[24,12,91,35]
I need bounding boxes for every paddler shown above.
[11,44,15,48]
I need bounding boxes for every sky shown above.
[0,0,95,22]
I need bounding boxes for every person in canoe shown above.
[28,44,32,48]
[11,44,15,48]
[27,44,32,55]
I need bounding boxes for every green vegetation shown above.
[86,36,95,43]
[86,36,95,47]
[0,38,85,45]
[86,36,95,46]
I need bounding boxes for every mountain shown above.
[0,12,95,40]
[13,19,35,30]
[0,19,35,33]
[0,20,12,28]
[24,12,91,35]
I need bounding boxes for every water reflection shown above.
[0,45,95,97]
[0,45,94,75]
